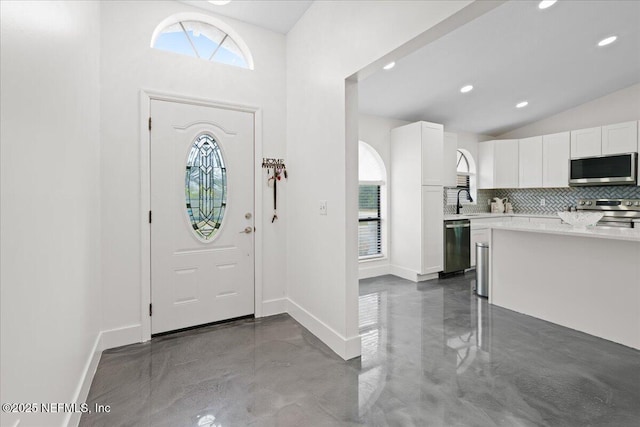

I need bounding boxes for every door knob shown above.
[240,226,253,234]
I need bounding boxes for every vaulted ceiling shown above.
[358,0,640,136]
[181,0,313,34]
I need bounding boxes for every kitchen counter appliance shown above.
[569,153,637,186]
[443,219,471,274]
[576,198,640,228]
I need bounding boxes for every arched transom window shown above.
[456,149,471,187]
[446,148,477,206]
[151,13,254,70]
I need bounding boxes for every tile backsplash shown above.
[444,186,640,215]
[493,186,640,214]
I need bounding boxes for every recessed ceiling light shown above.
[208,0,231,5]
[598,36,617,47]
[516,101,529,108]
[460,85,474,93]
[538,0,557,10]
[383,61,396,70]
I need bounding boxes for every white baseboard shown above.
[65,331,103,427]
[260,298,287,317]
[389,265,420,282]
[286,298,361,360]
[358,263,391,279]
[64,324,142,426]
[101,324,142,350]
[416,272,439,282]
[389,265,439,282]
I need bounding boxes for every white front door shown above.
[150,99,254,334]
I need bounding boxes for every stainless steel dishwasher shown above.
[443,219,471,274]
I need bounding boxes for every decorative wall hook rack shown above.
[262,158,287,223]
[262,158,286,169]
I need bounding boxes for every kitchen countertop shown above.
[488,221,640,242]
[444,213,559,221]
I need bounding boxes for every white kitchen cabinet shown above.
[494,140,519,188]
[421,122,445,186]
[542,131,570,188]
[389,184,443,278]
[571,126,601,158]
[421,186,443,274]
[478,141,495,189]
[390,121,444,280]
[470,228,489,267]
[601,121,638,155]
[518,136,543,188]
[443,132,458,187]
[390,121,444,186]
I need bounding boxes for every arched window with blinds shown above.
[359,141,387,259]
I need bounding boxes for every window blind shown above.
[358,185,381,258]
[446,175,471,205]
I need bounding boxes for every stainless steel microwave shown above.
[569,153,637,186]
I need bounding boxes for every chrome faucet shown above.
[456,189,473,214]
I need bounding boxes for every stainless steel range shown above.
[576,198,640,228]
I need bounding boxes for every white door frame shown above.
[139,89,263,341]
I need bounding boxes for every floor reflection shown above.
[357,291,387,416]
[355,272,640,426]
[358,275,493,395]
[81,272,640,426]
[445,292,492,375]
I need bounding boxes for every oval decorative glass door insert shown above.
[185,134,227,240]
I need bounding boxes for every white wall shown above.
[359,114,409,175]
[498,83,640,139]
[358,114,409,279]
[286,0,473,359]
[0,2,102,426]
[100,1,287,342]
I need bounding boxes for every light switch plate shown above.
[540,198,546,206]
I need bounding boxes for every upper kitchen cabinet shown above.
[494,140,519,188]
[601,121,638,155]
[570,127,601,158]
[542,131,570,188]
[571,121,639,158]
[442,132,458,187]
[518,136,543,188]
[390,121,445,186]
[477,141,495,189]
[478,140,519,189]
[421,122,445,185]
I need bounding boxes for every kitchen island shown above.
[488,222,640,350]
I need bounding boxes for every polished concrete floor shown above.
[81,273,640,426]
